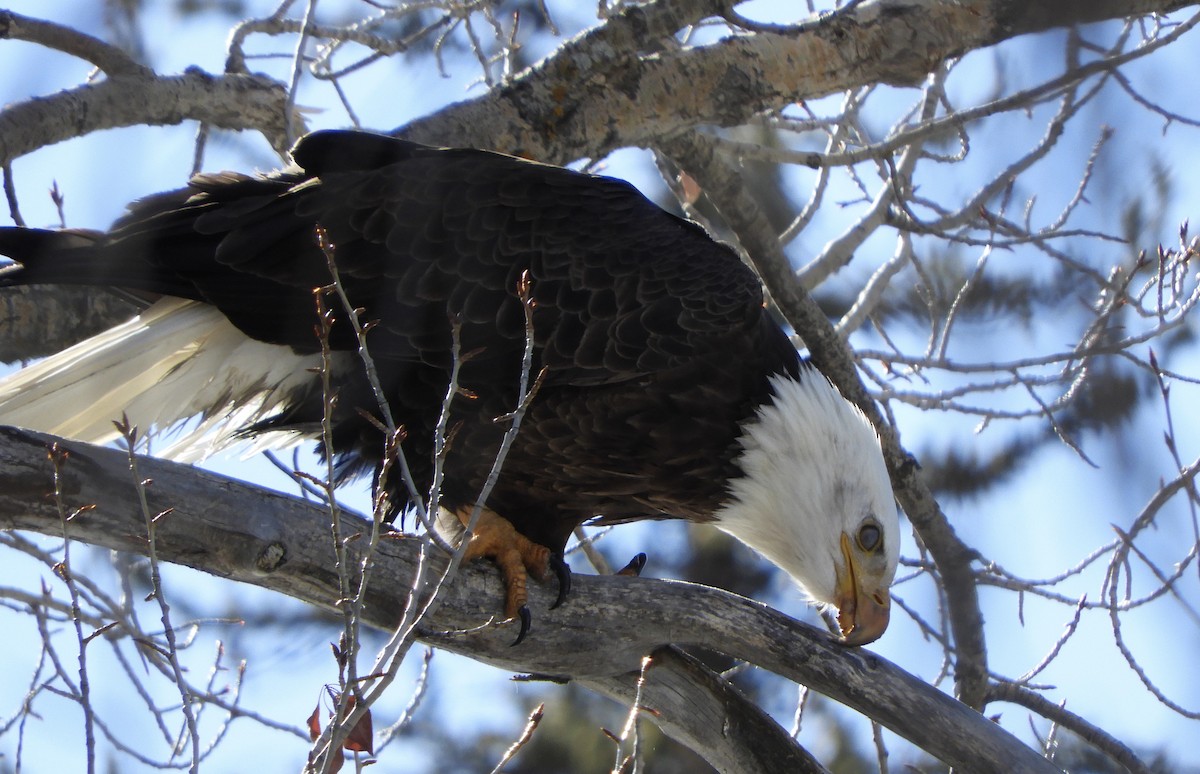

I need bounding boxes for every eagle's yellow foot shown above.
[455,507,567,645]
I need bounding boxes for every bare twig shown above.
[115,419,201,773]
[986,682,1152,774]
[47,444,97,774]
[489,702,544,774]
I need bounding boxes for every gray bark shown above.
[0,427,1060,774]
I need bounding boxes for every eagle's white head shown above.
[715,372,899,645]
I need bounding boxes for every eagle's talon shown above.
[549,555,572,609]
[511,605,532,647]
[525,543,551,583]
[455,506,558,631]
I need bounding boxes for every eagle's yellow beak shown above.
[834,532,891,646]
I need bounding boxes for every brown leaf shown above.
[342,695,374,755]
[306,702,346,774]
[309,693,374,760]
[307,702,322,742]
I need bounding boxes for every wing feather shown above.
[0,130,795,533]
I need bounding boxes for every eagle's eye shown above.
[857,521,882,553]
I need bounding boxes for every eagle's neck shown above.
[712,372,893,607]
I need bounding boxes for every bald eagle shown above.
[0,130,897,645]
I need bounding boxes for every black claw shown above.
[617,553,647,577]
[550,555,572,610]
[511,605,532,647]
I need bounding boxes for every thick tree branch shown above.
[398,0,1198,161]
[0,286,138,361]
[0,427,1060,773]
[0,68,293,164]
[3,1,1194,172]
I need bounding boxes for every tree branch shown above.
[578,647,831,774]
[0,427,1060,773]
[0,9,151,77]
[397,0,1199,161]
[0,286,139,361]
[0,68,294,164]
[985,682,1152,774]
[4,1,1195,172]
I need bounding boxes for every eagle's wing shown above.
[159,131,772,387]
[0,132,796,508]
[3,131,774,388]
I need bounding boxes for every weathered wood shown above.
[398,0,1199,162]
[0,427,1059,773]
[0,286,139,361]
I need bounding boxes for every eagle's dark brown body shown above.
[0,130,801,555]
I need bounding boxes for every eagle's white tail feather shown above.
[0,297,330,459]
